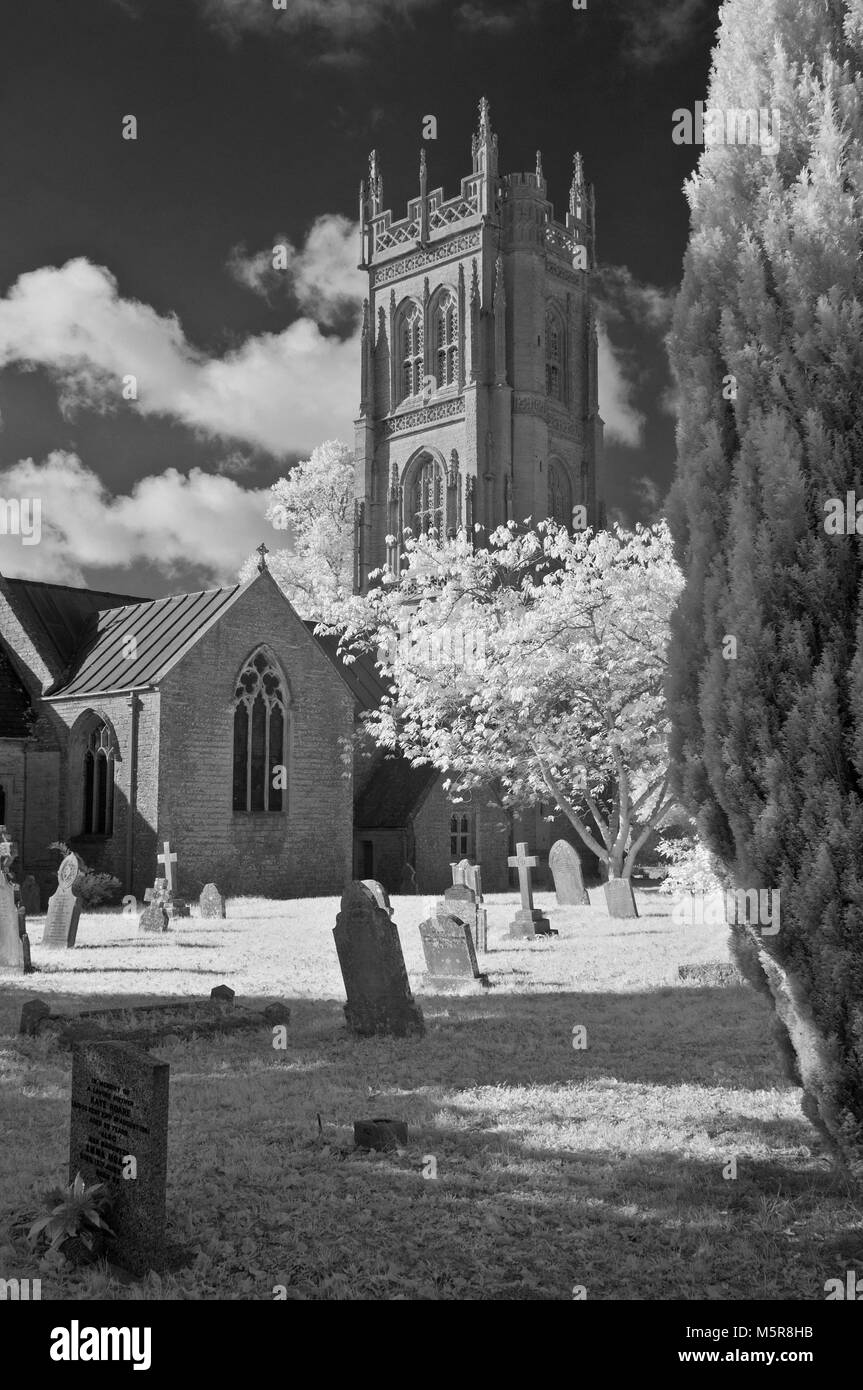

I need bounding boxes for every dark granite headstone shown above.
[199,883,226,919]
[333,882,424,1038]
[210,985,235,1004]
[549,839,590,906]
[420,913,487,985]
[18,903,32,972]
[43,853,83,949]
[603,877,639,919]
[361,879,393,918]
[69,1041,169,1275]
[20,875,41,916]
[0,873,24,970]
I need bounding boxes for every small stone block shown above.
[20,998,52,1035]
[262,1002,290,1024]
[210,985,235,1004]
[354,1118,408,1151]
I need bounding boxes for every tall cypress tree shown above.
[667,0,863,1164]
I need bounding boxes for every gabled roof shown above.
[2,576,143,672]
[0,644,34,738]
[47,583,246,698]
[355,753,438,828]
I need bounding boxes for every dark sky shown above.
[0,0,717,596]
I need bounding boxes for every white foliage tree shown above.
[331,520,683,880]
[240,439,355,620]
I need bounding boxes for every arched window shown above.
[546,309,565,401]
[434,291,458,388]
[450,813,472,858]
[399,303,424,403]
[547,460,572,527]
[81,718,115,836]
[232,649,288,814]
[407,453,445,537]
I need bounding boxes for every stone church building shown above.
[0,100,602,904]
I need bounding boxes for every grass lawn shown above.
[1,887,860,1301]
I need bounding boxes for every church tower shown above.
[353,97,604,590]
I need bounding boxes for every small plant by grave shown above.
[27,1173,114,1264]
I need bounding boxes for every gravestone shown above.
[69,1040,169,1275]
[603,876,639,919]
[42,852,83,949]
[139,882,169,934]
[549,839,590,906]
[20,875,41,916]
[457,858,483,899]
[420,912,488,986]
[333,882,424,1038]
[198,883,225,919]
[18,902,32,972]
[354,1118,408,1151]
[443,882,488,954]
[361,879,393,918]
[507,842,551,937]
[0,872,24,970]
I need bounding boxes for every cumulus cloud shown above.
[596,322,645,448]
[595,265,675,332]
[0,452,270,586]
[228,215,364,328]
[0,258,359,455]
[456,2,522,33]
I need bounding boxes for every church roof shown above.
[2,576,143,672]
[47,584,245,697]
[355,753,438,828]
[0,644,34,738]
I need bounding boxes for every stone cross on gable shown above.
[508,842,538,911]
[256,543,269,573]
[157,842,177,893]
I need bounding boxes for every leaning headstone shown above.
[507,842,551,937]
[43,852,83,949]
[20,875,41,916]
[198,883,226,919]
[420,912,488,987]
[549,839,590,906]
[603,876,639,919]
[361,879,393,918]
[333,882,424,1037]
[69,1040,169,1275]
[0,872,24,970]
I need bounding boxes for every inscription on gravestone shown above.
[419,913,488,986]
[69,1041,169,1274]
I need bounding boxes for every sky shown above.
[0,0,718,597]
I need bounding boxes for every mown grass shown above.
[0,889,860,1300]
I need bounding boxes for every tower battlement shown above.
[352,98,604,593]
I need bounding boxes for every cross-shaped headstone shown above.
[156,842,177,893]
[508,842,538,910]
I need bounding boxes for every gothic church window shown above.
[547,460,572,527]
[81,717,115,837]
[233,649,287,814]
[546,309,565,401]
[409,453,445,537]
[399,303,424,403]
[434,291,458,388]
[450,813,472,858]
